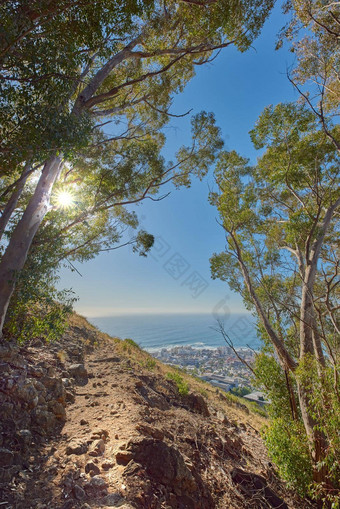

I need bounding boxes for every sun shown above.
[55,190,75,209]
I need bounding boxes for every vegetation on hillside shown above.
[210,2,339,505]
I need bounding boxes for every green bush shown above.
[4,267,76,344]
[166,372,189,396]
[262,418,312,495]
[254,352,340,506]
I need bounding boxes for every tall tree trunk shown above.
[300,266,317,357]
[0,154,63,335]
[0,161,32,242]
[299,265,329,484]
[297,382,328,485]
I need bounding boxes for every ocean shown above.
[89,313,260,352]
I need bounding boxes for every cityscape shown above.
[152,345,256,392]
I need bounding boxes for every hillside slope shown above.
[0,314,315,509]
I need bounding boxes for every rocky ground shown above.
[0,315,316,509]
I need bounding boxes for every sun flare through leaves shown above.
[55,190,75,209]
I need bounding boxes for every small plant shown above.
[144,358,156,370]
[166,372,189,396]
[124,338,141,349]
[57,350,67,364]
[197,387,208,398]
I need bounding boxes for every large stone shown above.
[124,438,196,493]
[84,476,108,497]
[48,400,66,420]
[69,364,88,379]
[89,439,105,457]
[116,450,133,466]
[66,440,88,455]
[31,408,57,430]
[73,484,86,500]
[41,377,65,403]
[14,379,38,408]
[183,392,210,417]
[85,461,100,476]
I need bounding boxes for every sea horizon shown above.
[89,312,260,353]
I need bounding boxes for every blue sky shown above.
[59,2,298,318]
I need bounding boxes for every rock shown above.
[66,440,88,455]
[183,392,210,417]
[101,460,114,470]
[102,493,124,505]
[136,423,164,440]
[116,451,133,465]
[90,429,109,441]
[15,379,38,408]
[84,476,108,497]
[231,468,288,509]
[89,439,105,457]
[31,408,57,430]
[0,362,10,375]
[85,461,100,476]
[69,364,88,379]
[73,484,86,500]
[61,499,75,509]
[48,400,66,419]
[0,448,14,467]
[217,410,229,424]
[66,391,75,403]
[124,438,196,493]
[41,376,65,403]
[136,384,170,410]
[17,429,32,449]
[80,419,88,426]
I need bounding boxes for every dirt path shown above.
[1,318,315,509]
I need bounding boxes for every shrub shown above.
[166,372,189,396]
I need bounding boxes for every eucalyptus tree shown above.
[210,103,340,497]
[279,0,340,152]
[0,0,274,333]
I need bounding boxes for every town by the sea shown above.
[90,313,264,401]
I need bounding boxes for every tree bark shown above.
[229,232,297,372]
[296,382,328,485]
[0,161,32,242]
[0,154,63,335]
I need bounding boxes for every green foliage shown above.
[143,357,157,370]
[133,231,155,257]
[4,271,75,344]
[254,353,295,419]
[210,98,340,505]
[296,356,340,505]
[166,371,189,396]
[230,385,252,397]
[123,338,141,349]
[263,417,312,494]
